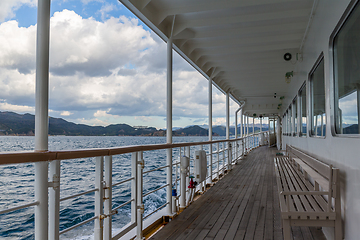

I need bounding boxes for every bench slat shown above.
[280,158,317,219]
[282,158,330,219]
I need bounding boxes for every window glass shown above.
[294,98,297,136]
[288,107,292,135]
[300,85,307,136]
[310,57,326,137]
[334,2,360,134]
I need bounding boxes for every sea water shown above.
[0,136,225,239]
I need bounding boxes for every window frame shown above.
[298,81,307,137]
[309,53,326,138]
[329,0,360,137]
[292,97,298,137]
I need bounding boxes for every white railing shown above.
[0,132,267,240]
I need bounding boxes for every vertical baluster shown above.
[217,142,220,180]
[209,143,213,184]
[136,152,144,239]
[186,146,190,206]
[95,156,104,240]
[49,160,60,240]
[104,156,112,240]
[131,153,137,225]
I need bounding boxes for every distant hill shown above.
[0,111,269,136]
[0,111,164,136]
[0,111,217,136]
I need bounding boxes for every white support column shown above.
[226,92,231,170]
[252,117,255,149]
[226,92,230,140]
[104,156,112,240]
[95,157,104,240]
[35,0,51,239]
[240,111,244,156]
[166,36,173,215]
[246,116,249,152]
[208,78,213,183]
[240,111,243,138]
[260,118,262,132]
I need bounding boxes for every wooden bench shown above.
[274,145,342,240]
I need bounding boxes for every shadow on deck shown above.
[149,146,326,240]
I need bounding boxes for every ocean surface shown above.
[0,136,227,240]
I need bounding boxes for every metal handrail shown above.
[113,198,134,212]
[60,188,98,202]
[0,201,39,215]
[59,215,97,235]
[143,184,169,198]
[0,137,252,165]
[143,202,168,220]
[112,176,134,188]
[143,165,169,174]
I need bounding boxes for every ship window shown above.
[293,97,298,136]
[288,106,292,135]
[310,56,326,137]
[299,83,307,137]
[284,112,287,135]
[334,2,360,135]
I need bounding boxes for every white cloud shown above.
[98,3,117,21]
[0,0,36,22]
[0,9,233,128]
[60,111,73,116]
[213,118,226,126]
[0,101,35,113]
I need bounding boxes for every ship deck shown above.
[149,146,326,240]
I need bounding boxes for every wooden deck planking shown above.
[149,146,326,240]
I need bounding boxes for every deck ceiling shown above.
[120,0,315,117]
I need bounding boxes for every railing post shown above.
[49,160,60,240]
[136,151,144,240]
[34,0,51,238]
[185,146,190,206]
[104,156,112,240]
[217,142,220,179]
[227,142,232,170]
[131,153,138,224]
[209,143,213,184]
[95,156,104,240]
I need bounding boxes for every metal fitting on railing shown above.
[138,204,144,214]
[101,209,118,220]
[48,174,60,189]
[138,159,145,169]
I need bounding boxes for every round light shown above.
[284,53,292,61]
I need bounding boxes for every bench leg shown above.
[282,219,291,240]
[335,218,342,240]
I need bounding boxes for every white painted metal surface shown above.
[1,136,260,239]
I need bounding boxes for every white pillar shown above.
[225,93,231,170]
[166,37,173,215]
[226,92,230,139]
[240,111,243,138]
[35,0,51,239]
[260,118,262,132]
[208,78,213,183]
[252,117,255,149]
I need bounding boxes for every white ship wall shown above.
[282,1,360,239]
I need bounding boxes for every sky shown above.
[0,0,242,129]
